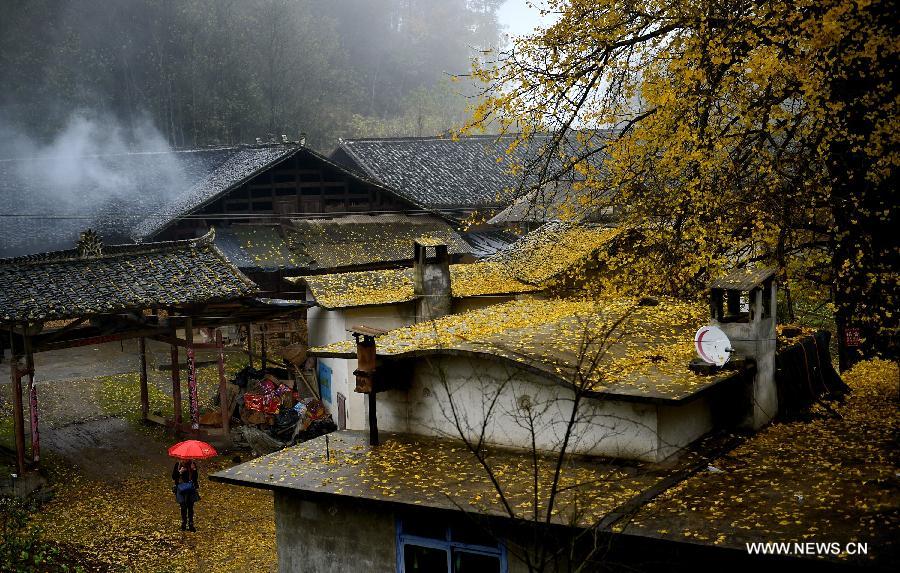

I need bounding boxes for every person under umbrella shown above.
[168,440,217,532]
[174,472,199,531]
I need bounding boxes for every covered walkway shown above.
[0,229,306,476]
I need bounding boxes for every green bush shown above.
[0,496,85,572]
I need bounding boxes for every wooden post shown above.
[368,392,379,446]
[170,338,182,426]
[247,324,255,368]
[24,336,39,465]
[185,317,199,432]
[216,330,230,436]
[260,324,268,371]
[138,337,149,421]
[9,330,26,475]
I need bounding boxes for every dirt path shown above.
[41,417,173,479]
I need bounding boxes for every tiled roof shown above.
[211,430,671,529]
[487,222,619,285]
[133,145,410,242]
[459,228,519,258]
[333,134,557,211]
[132,145,300,239]
[214,224,309,272]
[488,182,614,225]
[709,268,777,291]
[300,261,541,309]
[310,297,740,403]
[285,215,472,271]
[333,132,614,214]
[0,230,258,324]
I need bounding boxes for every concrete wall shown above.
[373,355,711,462]
[657,396,713,459]
[274,492,396,573]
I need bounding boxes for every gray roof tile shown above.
[333,135,551,211]
[0,230,257,324]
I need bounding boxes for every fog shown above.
[0,0,506,152]
[1,113,187,208]
[0,112,193,256]
[0,0,511,256]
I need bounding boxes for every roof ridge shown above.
[0,229,217,266]
[340,133,526,144]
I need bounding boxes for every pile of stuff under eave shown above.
[207,365,336,455]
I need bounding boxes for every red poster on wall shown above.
[844,327,861,347]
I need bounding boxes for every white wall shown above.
[373,355,712,462]
[307,299,416,430]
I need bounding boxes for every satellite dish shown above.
[694,325,732,366]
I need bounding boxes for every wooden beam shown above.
[151,333,219,350]
[139,337,149,421]
[24,335,39,465]
[216,330,230,437]
[36,317,88,345]
[247,323,255,368]
[35,327,162,353]
[260,324,268,371]
[9,329,26,475]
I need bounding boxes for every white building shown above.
[310,287,775,463]
[299,241,541,431]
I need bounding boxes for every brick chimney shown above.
[413,239,451,322]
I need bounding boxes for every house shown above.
[133,143,421,243]
[0,145,247,257]
[0,140,417,258]
[487,221,620,289]
[213,269,887,572]
[331,133,614,229]
[300,240,541,431]
[309,294,763,462]
[331,135,528,221]
[487,182,615,231]
[0,229,307,475]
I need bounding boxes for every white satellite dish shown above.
[694,325,732,366]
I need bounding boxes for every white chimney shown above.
[708,268,778,429]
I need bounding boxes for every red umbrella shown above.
[168,439,218,460]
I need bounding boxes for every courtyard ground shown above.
[1,341,278,572]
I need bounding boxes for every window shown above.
[397,517,506,573]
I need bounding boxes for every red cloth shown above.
[243,392,280,414]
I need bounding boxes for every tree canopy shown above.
[465,0,898,364]
[0,0,505,150]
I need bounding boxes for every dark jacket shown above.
[172,462,199,490]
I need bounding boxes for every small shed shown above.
[300,257,541,433]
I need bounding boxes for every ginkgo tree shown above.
[464,0,897,368]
